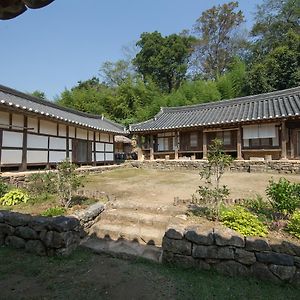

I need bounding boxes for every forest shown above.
[32,0,300,126]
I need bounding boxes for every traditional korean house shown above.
[0,84,127,171]
[130,87,300,161]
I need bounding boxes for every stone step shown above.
[90,222,166,246]
[81,236,162,263]
[100,209,172,230]
[109,202,186,216]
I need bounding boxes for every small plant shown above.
[220,206,268,237]
[41,207,66,217]
[0,178,8,197]
[266,178,300,216]
[243,194,272,221]
[194,139,233,219]
[0,189,29,206]
[26,171,56,196]
[286,210,300,239]
[56,159,85,208]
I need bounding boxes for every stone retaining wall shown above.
[162,225,300,285]
[132,160,300,174]
[0,210,81,256]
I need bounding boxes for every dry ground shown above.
[85,168,300,206]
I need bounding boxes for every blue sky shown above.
[0,0,263,100]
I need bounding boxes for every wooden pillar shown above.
[290,129,295,159]
[137,135,143,161]
[237,127,243,160]
[20,116,28,171]
[93,131,97,166]
[149,135,154,161]
[174,131,179,160]
[202,131,207,160]
[281,120,287,160]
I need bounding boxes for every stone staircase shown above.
[81,201,187,262]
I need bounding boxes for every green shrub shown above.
[0,178,8,197]
[266,178,300,215]
[243,194,272,221]
[286,210,300,239]
[0,189,29,206]
[41,207,66,217]
[220,206,268,237]
[26,172,56,196]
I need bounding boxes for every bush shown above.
[286,210,300,239]
[266,178,300,215]
[41,207,66,217]
[220,206,268,237]
[0,189,29,206]
[243,194,272,221]
[26,172,56,196]
[0,178,8,197]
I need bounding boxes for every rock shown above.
[72,202,104,223]
[4,212,31,227]
[172,254,197,268]
[5,236,25,249]
[291,270,300,286]
[0,223,14,235]
[269,239,297,256]
[196,259,211,271]
[255,252,294,266]
[269,265,296,282]
[234,249,256,265]
[29,216,51,232]
[25,240,46,256]
[41,230,80,249]
[15,226,38,240]
[250,263,281,283]
[214,260,249,277]
[0,233,5,246]
[165,226,185,240]
[55,242,78,256]
[294,256,300,268]
[162,236,192,256]
[185,226,214,245]
[50,216,80,232]
[162,250,174,263]
[192,245,234,260]
[214,228,244,248]
[245,237,271,252]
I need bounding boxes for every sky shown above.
[0,0,263,100]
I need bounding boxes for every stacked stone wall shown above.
[162,225,300,285]
[0,210,81,256]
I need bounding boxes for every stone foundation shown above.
[132,160,300,174]
[162,225,300,285]
[0,210,81,256]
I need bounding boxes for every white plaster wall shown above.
[100,133,110,142]
[28,117,38,133]
[96,152,105,161]
[77,128,87,140]
[96,142,104,152]
[59,124,67,137]
[1,150,22,164]
[49,137,66,150]
[2,131,23,147]
[40,120,57,135]
[106,143,114,152]
[27,150,48,163]
[12,114,24,128]
[69,126,75,138]
[69,139,72,150]
[49,151,67,163]
[105,153,114,161]
[27,134,48,149]
[0,111,9,128]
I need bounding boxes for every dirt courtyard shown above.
[85,168,300,206]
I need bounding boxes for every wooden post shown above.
[202,131,207,160]
[174,131,179,160]
[137,135,143,161]
[290,129,295,159]
[237,127,243,160]
[281,120,287,160]
[149,135,154,160]
[93,131,97,166]
[20,116,28,171]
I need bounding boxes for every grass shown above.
[0,247,299,299]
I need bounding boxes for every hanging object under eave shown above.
[0,0,54,20]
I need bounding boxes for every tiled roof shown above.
[0,84,126,134]
[130,87,300,132]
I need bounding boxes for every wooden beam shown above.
[149,135,154,160]
[20,116,28,171]
[174,131,179,160]
[281,120,287,160]
[237,127,243,160]
[202,131,207,160]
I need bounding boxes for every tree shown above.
[30,90,46,100]
[251,0,300,57]
[133,31,195,93]
[192,1,246,79]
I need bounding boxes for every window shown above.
[190,133,198,147]
[216,131,231,146]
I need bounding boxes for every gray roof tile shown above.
[130,87,300,132]
[0,84,126,134]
